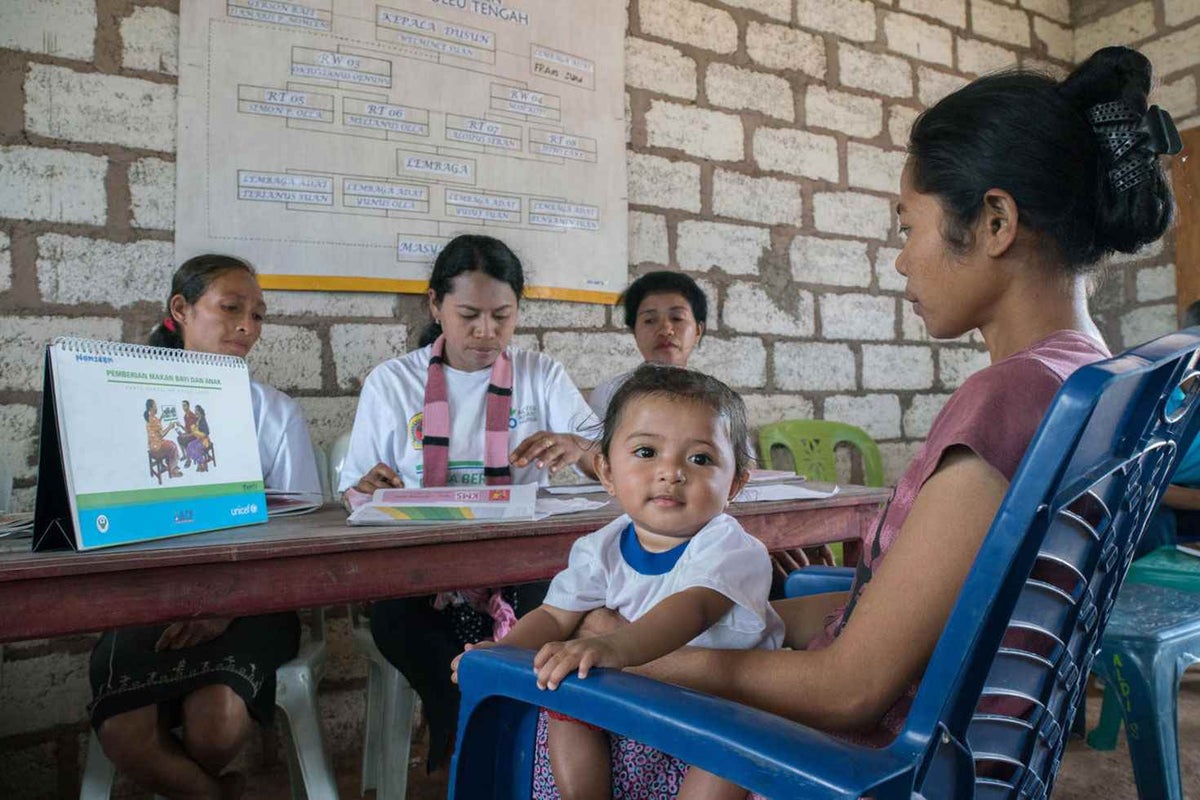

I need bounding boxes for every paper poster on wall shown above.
[176,0,628,303]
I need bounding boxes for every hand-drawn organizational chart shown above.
[176,0,627,301]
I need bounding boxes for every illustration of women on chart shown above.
[144,398,182,479]
[185,404,214,472]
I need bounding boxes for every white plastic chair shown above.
[313,443,331,502]
[328,431,417,800]
[80,612,336,799]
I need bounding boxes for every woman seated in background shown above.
[588,270,708,420]
[339,233,600,774]
[90,254,322,800]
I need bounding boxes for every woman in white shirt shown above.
[340,233,599,774]
[587,271,708,420]
[89,255,321,799]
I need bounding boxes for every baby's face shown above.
[598,395,745,550]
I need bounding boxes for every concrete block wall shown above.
[0,0,1191,794]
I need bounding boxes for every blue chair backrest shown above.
[897,330,1200,798]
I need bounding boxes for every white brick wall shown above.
[821,293,896,340]
[1140,22,1200,78]
[330,323,410,390]
[543,331,644,390]
[957,37,1017,75]
[884,12,955,66]
[1020,0,1070,24]
[0,652,92,737]
[629,211,670,265]
[1154,75,1198,120]
[712,170,803,226]
[790,236,872,288]
[971,0,1032,47]
[128,157,175,230]
[639,0,738,53]
[0,231,10,294]
[0,147,107,225]
[723,283,814,336]
[875,247,906,292]
[121,6,178,74]
[900,0,966,28]
[747,22,826,78]
[264,291,396,318]
[1033,16,1072,62]
[888,105,920,147]
[904,393,954,437]
[796,0,879,42]
[1135,265,1176,302]
[0,316,123,391]
[688,337,768,388]
[862,344,935,389]
[718,0,790,21]
[825,393,902,439]
[297,396,360,449]
[626,38,697,100]
[775,342,857,391]
[627,153,701,212]
[939,347,991,388]
[676,221,771,275]
[37,234,173,308]
[1120,304,1176,350]
[0,0,96,61]
[1165,0,1200,26]
[840,46,915,98]
[917,66,969,106]
[247,324,323,392]
[741,394,816,429]
[847,143,907,194]
[25,64,177,152]
[645,101,743,161]
[813,192,893,240]
[1074,3,1156,61]
[753,128,839,181]
[518,301,606,329]
[706,64,796,121]
[806,86,883,139]
[0,404,38,482]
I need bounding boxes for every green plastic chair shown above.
[756,420,885,567]
[757,419,885,487]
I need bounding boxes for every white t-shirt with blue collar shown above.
[338,345,598,492]
[543,513,784,651]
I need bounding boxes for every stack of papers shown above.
[265,490,324,518]
[348,484,539,525]
[0,512,34,539]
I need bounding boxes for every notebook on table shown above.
[33,338,268,551]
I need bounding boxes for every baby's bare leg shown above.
[547,716,612,800]
[679,765,749,800]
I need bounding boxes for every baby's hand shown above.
[533,637,623,690]
[450,640,498,685]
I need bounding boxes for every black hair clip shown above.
[1140,105,1182,157]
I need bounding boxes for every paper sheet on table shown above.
[748,469,802,482]
[734,483,838,503]
[545,483,606,495]
[265,490,324,518]
[0,512,34,539]
[534,496,609,519]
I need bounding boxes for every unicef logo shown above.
[96,515,109,533]
[250,503,259,514]
[230,503,259,517]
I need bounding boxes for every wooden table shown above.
[0,484,888,643]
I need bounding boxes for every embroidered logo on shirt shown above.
[509,404,538,429]
[408,412,424,450]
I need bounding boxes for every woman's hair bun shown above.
[1058,46,1175,257]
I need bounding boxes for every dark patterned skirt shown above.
[89,612,300,731]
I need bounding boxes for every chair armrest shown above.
[456,646,915,799]
[784,566,856,598]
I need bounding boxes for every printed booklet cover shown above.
[347,484,538,525]
[34,339,268,551]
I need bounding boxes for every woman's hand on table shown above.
[354,462,404,493]
[510,432,595,475]
[155,618,233,650]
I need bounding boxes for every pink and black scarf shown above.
[423,335,517,638]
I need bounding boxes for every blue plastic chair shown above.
[450,330,1200,799]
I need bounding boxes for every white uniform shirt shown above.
[250,380,322,496]
[587,370,632,421]
[338,346,599,492]
[543,513,784,651]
